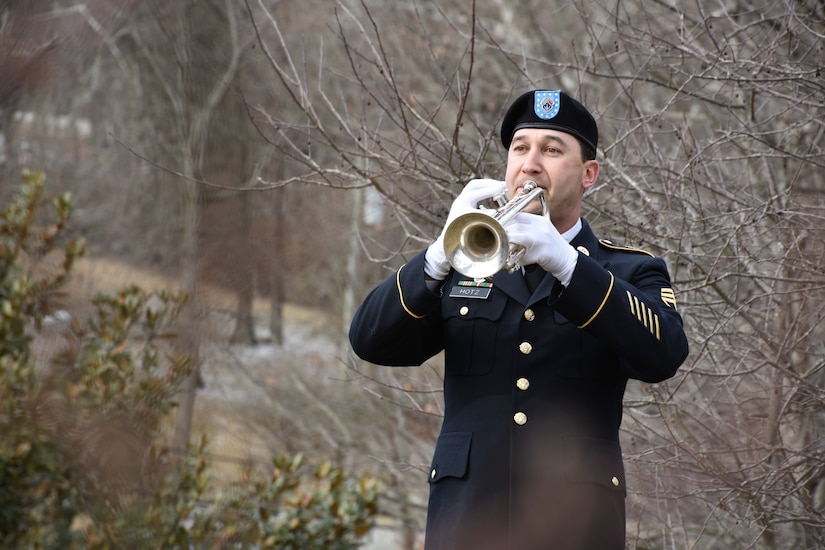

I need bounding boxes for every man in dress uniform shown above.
[349,89,689,549]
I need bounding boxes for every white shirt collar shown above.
[560,218,582,243]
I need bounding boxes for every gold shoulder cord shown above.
[598,239,655,257]
[578,271,614,329]
[396,264,426,319]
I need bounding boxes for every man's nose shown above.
[522,148,542,172]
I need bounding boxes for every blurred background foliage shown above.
[0,173,378,548]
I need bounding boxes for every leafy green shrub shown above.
[0,172,378,549]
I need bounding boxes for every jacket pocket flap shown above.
[444,293,507,321]
[428,431,472,483]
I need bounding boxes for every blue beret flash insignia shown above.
[534,90,561,120]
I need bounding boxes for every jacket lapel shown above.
[490,267,531,305]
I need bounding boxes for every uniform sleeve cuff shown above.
[551,254,614,327]
[396,250,442,317]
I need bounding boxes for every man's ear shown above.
[582,160,599,190]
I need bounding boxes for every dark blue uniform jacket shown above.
[349,219,689,550]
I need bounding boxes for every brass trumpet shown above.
[443,181,549,279]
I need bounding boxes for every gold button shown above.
[514,412,527,425]
[611,476,620,487]
[519,342,533,355]
[459,306,469,316]
[431,469,437,479]
[523,309,535,321]
[516,378,530,391]
[577,245,590,256]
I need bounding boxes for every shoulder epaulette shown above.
[598,239,655,257]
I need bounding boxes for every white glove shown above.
[425,178,505,280]
[505,212,579,287]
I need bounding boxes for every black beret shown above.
[500,90,598,152]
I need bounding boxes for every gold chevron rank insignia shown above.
[627,291,661,340]
[661,288,677,309]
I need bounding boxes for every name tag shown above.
[449,285,492,299]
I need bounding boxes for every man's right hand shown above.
[424,178,505,281]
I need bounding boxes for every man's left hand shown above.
[505,213,578,287]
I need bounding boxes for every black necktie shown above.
[524,264,544,292]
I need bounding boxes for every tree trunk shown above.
[269,185,285,346]
[173,175,201,450]
[231,187,257,344]
[341,186,362,356]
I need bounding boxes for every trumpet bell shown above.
[442,180,547,280]
[443,212,509,280]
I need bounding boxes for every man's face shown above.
[504,128,599,233]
